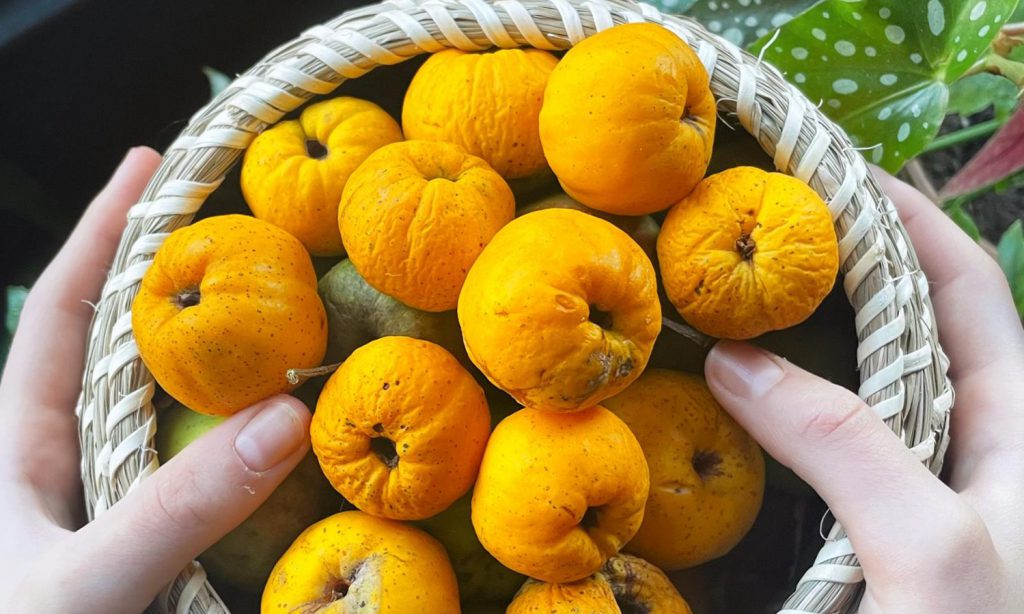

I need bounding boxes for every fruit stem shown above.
[174,287,201,309]
[735,233,757,260]
[286,362,341,385]
[661,317,716,349]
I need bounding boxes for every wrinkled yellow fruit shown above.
[403,48,558,179]
[658,166,839,339]
[241,96,402,256]
[540,23,716,215]
[262,511,461,613]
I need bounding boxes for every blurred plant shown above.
[2,286,28,364]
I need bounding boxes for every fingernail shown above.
[706,341,785,398]
[234,399,308,472]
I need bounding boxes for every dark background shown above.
[0,0,370,290]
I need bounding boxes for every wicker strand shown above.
[75,1,953,612]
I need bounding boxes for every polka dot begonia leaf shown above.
[750,0,1017,172]
[650,0,819,47]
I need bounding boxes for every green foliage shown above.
[2,285,29,365]
[752,0,1018,172]
[944,201,982,240]
[997,220,1024,316]
[202,66,232,100]
[947,73,1020,119]
[683,0,820,48]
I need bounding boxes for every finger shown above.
[0,147,161,528]
[66,395,310,614]
[704,342,970,570]
[872,168,1024,383]
[873,169,1024,500]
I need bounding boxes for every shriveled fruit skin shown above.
[540,23,716,215]
[311,336,490,520]
[403,48,558,179]
[132,214,326,416]
[507,576,619,614]
[262,511,460,614]
[459,208,661,412]
[472,406,649,583]
[317,259,466,365]
[658,166,839,340]
[506,554,692,613]
[241,96,402,256]
[339,140,515,312]
[604,369,765,569]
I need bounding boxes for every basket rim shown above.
[75,1,953,613]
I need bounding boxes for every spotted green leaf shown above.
[642,0,697,15]
[997,220,1024,316]
[685,0,821,47]
[752,0,1018,172]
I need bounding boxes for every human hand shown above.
[704,171,1024,612]
[0,148,313,613]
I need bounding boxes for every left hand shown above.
[0,147,313,613]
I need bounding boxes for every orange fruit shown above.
[403,48,558,179]
[339,140,515,312]
[472,406,649,583]
[132,215,326,415]
[311,336,491,520]
[604,369,765,569]
[539,23,716,215]
[658,166,839,339]
[241,97,402,256]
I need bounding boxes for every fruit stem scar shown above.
[371,435,399,469]
[588,305,615,331]
[173,287,201,309]
[580,506,600,530]
[692,449,725,481]
[735,233,757,260]
[305,139,328,160]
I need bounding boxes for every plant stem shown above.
[286,362,341,385]
[661,317,716,349]
[922,118,1002,153]
[901,159,940,203]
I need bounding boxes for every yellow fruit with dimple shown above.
[339,140,515,312]
[131,214,326,416]
[604,369,765,569]
[311,336,491,520]
[403,48,559,179]
[658,166,839,339]
[262,511,460,613]
[241,97,402,256]
[458,208,661,412]
[472,406,650,583]
[508,554,693,613]
[540,23,717,215]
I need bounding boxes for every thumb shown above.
[68,395,311,613]
[703,341,962,560]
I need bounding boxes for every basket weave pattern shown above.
[75,1,954,612]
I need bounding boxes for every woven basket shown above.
[76,0,954,612]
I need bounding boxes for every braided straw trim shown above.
[75,1,953,612]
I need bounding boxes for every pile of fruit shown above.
[134,22,840,613]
